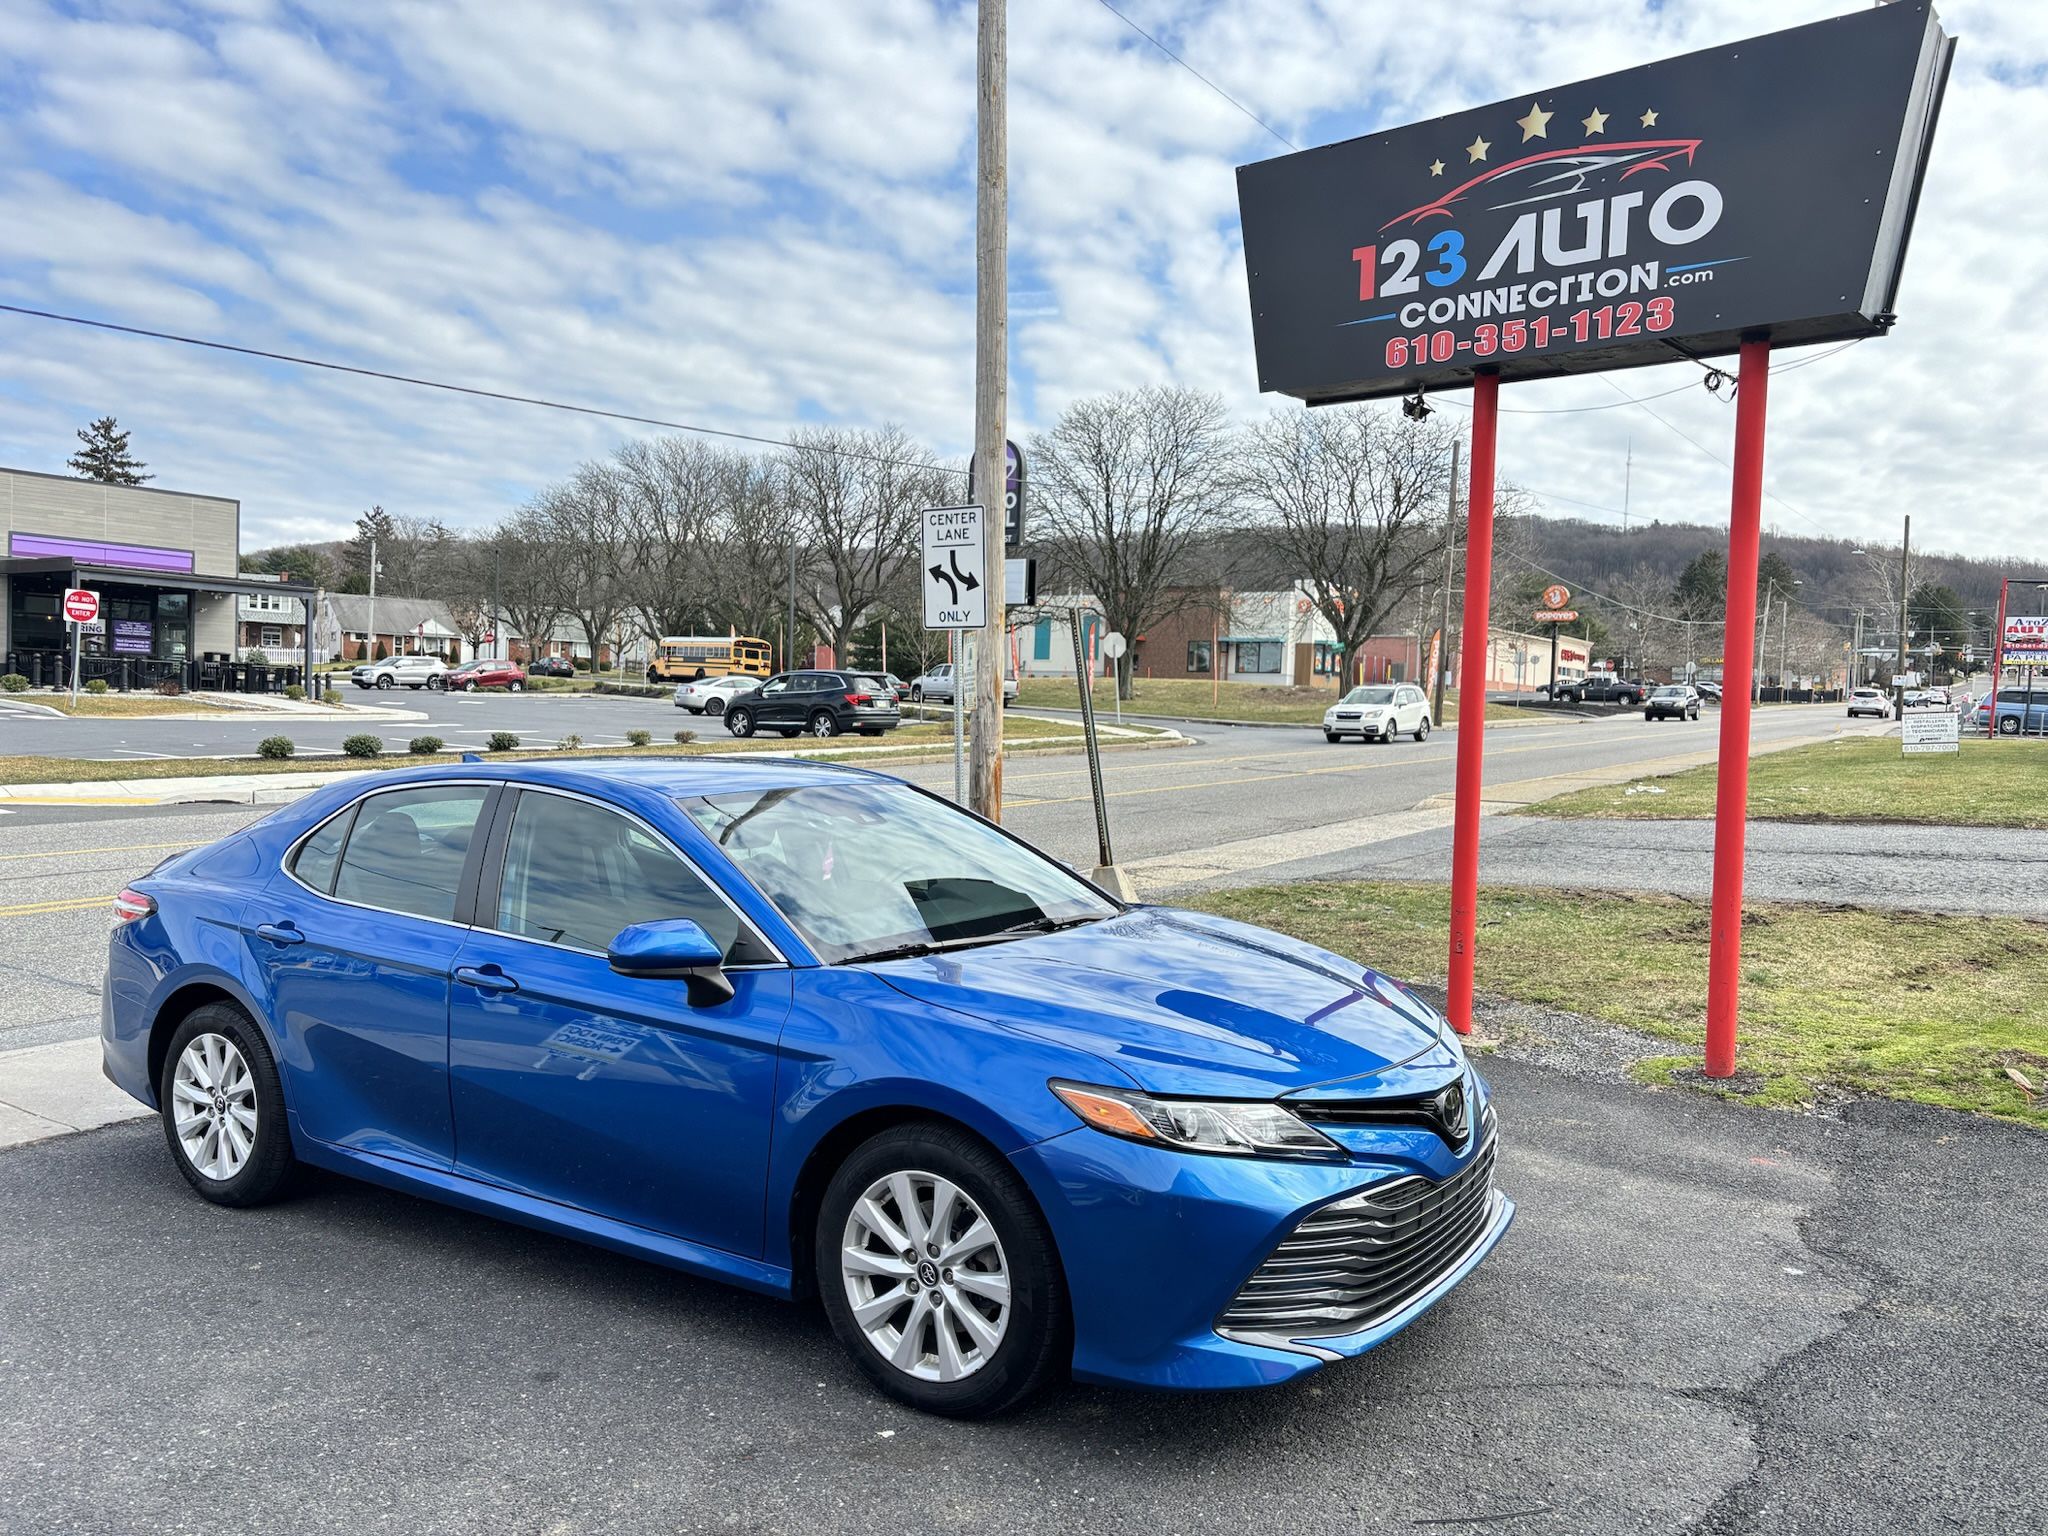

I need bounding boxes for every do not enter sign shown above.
[62,588,100,624]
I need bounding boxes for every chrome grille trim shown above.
[1216,1122,1500,1340]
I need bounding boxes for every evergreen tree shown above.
[67,416,152,485]
[343,506,396,594]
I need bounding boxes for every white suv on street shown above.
[1846,687,1891,720]
[351,655,449,690]
[1325,684,1432,743]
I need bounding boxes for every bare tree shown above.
[1029,386,1237,698]
[701,452,802,657]
[533,462,635,667]
[491,509,575,661]
[1235,405,1457,685]
[780,425,943,665]
[614,437,733,644]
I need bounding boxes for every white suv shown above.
[908,664,1018,705]
[351,655,449,690]
[1846,687,1891,720]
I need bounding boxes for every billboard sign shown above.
[968,440,1026,549]
[1236,4,1953,403]
[2004,614,2048,667]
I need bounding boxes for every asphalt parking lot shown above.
[2,1055,2040,1535]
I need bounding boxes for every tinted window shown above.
[496,791,769,962]
[332,785,490,922]
[290,810,352,895]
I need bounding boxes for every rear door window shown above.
[332,785,492,923]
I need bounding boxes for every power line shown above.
[0,302,971,480]
[1498,549,1693,628]
[1091,0,1298,151]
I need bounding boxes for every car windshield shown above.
[1655,687,1685,697]
[680,781,1117,964]
[1344,687,1396,705]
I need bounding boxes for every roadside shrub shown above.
[321,688,342,706]
[0,674,27,692]
[154,679,183,697]
[85,678,110,695]
[573,656,591,671]
[257,735,295,761]
[283,683,306,701]
[673,728,696,745]
[409,735,443,755]
[374,641,390,662]
[626,728,651,747]
[341,733,383,758]
[557,733,584,750]
[488,731,520,752]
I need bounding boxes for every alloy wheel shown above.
[171,1032,258,1181]
[811,712,838,738]
[840,1170,1011,1383]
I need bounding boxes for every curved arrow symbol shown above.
[949,551,980,593]
[929,563,957,604]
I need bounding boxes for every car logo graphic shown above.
[1435,1083,1470,1146]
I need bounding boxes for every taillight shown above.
[846,692,871,706]
[113,888,156,924]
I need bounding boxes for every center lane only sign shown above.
[922,503,987,631]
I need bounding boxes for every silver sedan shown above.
[672,675,761,715]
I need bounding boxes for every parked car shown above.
[443,659,528,692]
[673,674,759,716]
[724,671,901,739]
[1538,679,1583,701]
[1972,688,2048,736]
[909,664,1017,706]
[102,757,1510,1417]
[527,656,576,679]
[1644,684,1701,722]
[1846,687,1892,720]
[879,673,910,704]
[350,655,448,691]
[1323,683,1431,743]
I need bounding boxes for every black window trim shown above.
[476,783,788,969]
[279,781,503,931]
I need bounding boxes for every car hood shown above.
[872,906,1452,1099]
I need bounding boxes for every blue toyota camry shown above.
[102,757,1511,1417]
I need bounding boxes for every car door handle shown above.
[255,922,305,946]
[454,964,520,994]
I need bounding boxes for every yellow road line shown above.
[0,894,111,918]
[0,839,204,863]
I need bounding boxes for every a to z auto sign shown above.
[1236,4,1952,403]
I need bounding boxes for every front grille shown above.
[1291,1081,1476,1150]
[1217,1119,1500,1340]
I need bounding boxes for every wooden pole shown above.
[968,0,1008,821]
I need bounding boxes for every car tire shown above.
[159,1003,296,1208]
[509,681,523,693]
[810,711,838,739]
[428,676,444,691]
[1324,731,1340,743]
[1415,717,1430,741]
[817,1122,1069,1420]
[464,679,478,692]
[910,687,924,704]
[726,708,755,738]
[376,676,393,690]
[706,697,726,717]
[1999,715,2021,736]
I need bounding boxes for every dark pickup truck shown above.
[1552,676,1648,705]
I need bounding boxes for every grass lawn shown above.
[1190,880,2048,1127]
[1532,734,2047,830]
[1,692,232,718]
[0,712,1157,786]
[1012,674,1526,726]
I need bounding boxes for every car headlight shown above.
[1050,1081,1341,1158]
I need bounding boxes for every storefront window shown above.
[1186,640,1211,674]
[1235,641,1282,675]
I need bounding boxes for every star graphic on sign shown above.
[1640,107,1659,127]
[1515,101,1553,141]
[1466,134,1490,162]
[1582,106,1609,135]
[1429,158,1445,176]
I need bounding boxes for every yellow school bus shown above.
[648,634,774,682]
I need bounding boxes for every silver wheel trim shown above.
[171,1032,257,1181]
[841,1169,1012,1383]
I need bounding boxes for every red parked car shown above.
[443,659,527,692]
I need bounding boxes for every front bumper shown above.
[1011,1082,1512,1391]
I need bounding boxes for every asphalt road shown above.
[2,1057,2040,1535]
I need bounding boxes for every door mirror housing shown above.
[607,918,735,1006]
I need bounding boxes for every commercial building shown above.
[1,465,313,690]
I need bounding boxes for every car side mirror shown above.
[607,918,735,1007]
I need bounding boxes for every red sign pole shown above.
[1987,577,2008,736]
[1445,369,1500,1035]
[1704,337,1772,1077]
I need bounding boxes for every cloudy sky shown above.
[0,0,2040,562]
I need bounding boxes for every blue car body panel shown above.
[102,757,1511,1392]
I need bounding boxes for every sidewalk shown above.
[0,1037,148,1148]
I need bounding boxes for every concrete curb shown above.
[0,1038,151,1149]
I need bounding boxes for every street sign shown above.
[967,440,1027,549]
[1541,584,1571,610]
[62,588,100,625]
[921,504,987,630]
[1004,557,1037,607]
[1100,631,1128,660]
[1235,3,1952,403]
[1533,608,1578,623]
[1901,710,1960,755]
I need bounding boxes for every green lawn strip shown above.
[2,694,237,718]
[1529,734,2047,830]
[0,715,1159,787]
[1012,675,1526,727]
[1187,880,2048,1127]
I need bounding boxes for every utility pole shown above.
[967,0,1008,821]
[1893,513,1911,720]
[1432,438,1461,722]
[367,535,379,660]
[1777,596,1790,700]
[1754,578,1773,704]
[1850,608,1862,692]
[1621,435,1632,535]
